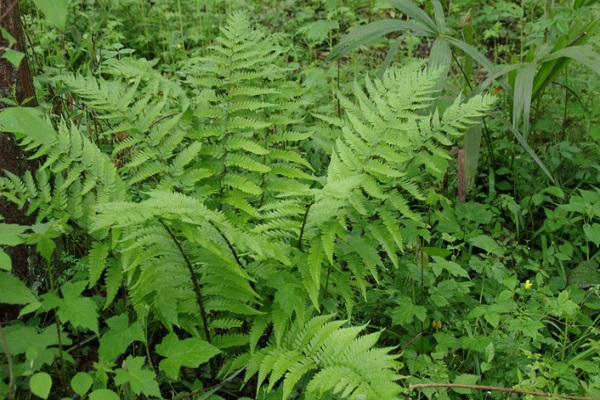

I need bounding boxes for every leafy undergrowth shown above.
[1,1,600,399]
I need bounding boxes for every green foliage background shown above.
[1,0,600,399]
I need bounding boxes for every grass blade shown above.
[386,0,437,32]
[512,63,536,139]
[328,20,428,61]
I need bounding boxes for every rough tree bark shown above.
[1,0,43,319]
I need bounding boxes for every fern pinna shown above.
[0,11,493,399]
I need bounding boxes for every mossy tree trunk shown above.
[1,0,44,318]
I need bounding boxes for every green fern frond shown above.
[180,12,314,222]
[248,314,402,399]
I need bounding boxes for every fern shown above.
[181,12,315,233]
[247,313,402,399]
[0,11,495,399]
[298,63,494,308]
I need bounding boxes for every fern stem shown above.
[159,220,211,344]
[297,201,313,250]
[209,221,242,267]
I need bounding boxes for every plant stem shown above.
[159,220,211,344]
[0,323,15,400]
[405,383,597,400]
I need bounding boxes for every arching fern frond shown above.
[302,62,494,306]
[181,12,314,228]
[246,314,402,399]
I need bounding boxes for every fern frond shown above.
[248,314,402,399]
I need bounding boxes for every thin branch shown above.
[405,383,598,400]
[173,367,245,400]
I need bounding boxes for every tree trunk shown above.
[1,0,44,320]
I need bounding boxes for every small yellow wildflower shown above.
[176,44,183,50]
[524,279,533,289]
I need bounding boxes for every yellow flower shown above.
[524,279,533,289]
[176,44,183,50]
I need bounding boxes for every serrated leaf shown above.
[0,107,54,146]
[155,333,221,380]
[88,241,109,286]
[568,260,600,288]
[468,234,503,256]
[99,314,145,362]
[42,281,99,334]
[430,256,469,278]
[0,271,36,305]
[391,297,427,325]
[114,356,161,397]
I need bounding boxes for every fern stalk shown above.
[159,220,211,343]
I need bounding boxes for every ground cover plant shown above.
[1,0,600,399]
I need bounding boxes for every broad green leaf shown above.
[98,314,145,362]
[328,20,427,61]
[89,389,120,400]
[0,271,36,305]
[32,0,68,31]
[19,301,42,317]
[114,356,161,397]
[386,0,437,32]
[0,224,28,246]
[430,279,458,307]
[26,221,65,263]
[543,45,600,76]
[484,312,500,328]
[0,250,12,271]
[512,63,537,138]
[452,374,479,394]
[391,297,426,325]
[455,202,492,224]
[568,260,600,288]
[583,223,600,247]
[2,48,25,68]
[30,372,52,399]
[41,281,99,334]
[431,256,469,278]
[461,334,492,352]
[0,108,54,146]
[156,332,221,380]
[4,324,70,358]
[0,26,16,45]
[71,372,93,396]
[468,235,504,256]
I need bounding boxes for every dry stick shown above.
[0,324,15,400]
[405,383,599,400]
